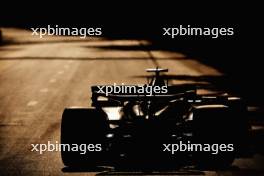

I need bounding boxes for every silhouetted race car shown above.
[61,68,250,170]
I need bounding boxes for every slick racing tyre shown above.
[192,105,236,169]
[61,108,108,167]
[227,97,250,156]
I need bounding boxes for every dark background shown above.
[0,2,263,105]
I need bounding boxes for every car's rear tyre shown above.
[228,97,250,156]
[61,108,108,167]
[192,105,236,169]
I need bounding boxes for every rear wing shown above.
[91,84,197,107]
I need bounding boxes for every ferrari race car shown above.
[61,68,250,169]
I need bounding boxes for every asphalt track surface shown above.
[0,28,263,176]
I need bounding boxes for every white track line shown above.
[49,78,57,83]
[40,88,49,93]
[64,65,69,69]
[27,101,38,106]
[57,70,64,74]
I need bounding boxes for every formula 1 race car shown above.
[61,68,250,170]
